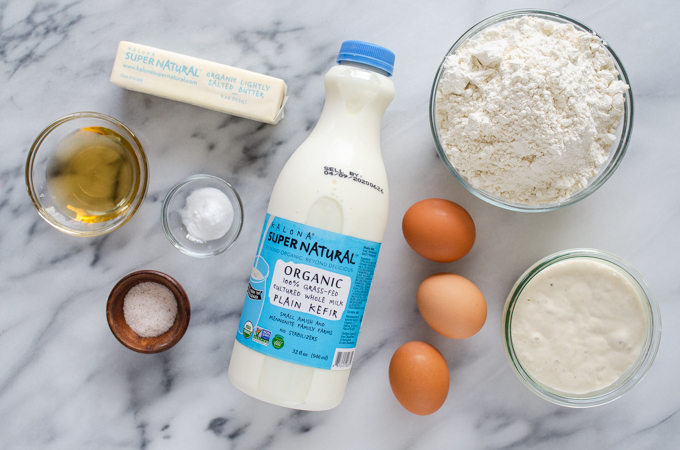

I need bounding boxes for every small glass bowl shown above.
[25,112,149,236]
[162,174,244,258]
[430,10,634,212]
[502,249,661,407]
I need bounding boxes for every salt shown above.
[179,187,234,243]
[123,282,178,338]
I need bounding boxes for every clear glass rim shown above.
[501,249,661,407]
[161,174,244,258]
[429,9,634,212]
[25,111,149,236]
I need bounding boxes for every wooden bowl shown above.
[107,270,190,353]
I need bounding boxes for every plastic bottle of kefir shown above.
[228,41,395,410]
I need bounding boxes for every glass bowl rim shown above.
[25,111,149,236]
[161,174,244,258]
[429,9,634,212]
[501,248,661,407]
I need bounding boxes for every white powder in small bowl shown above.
[179,187,234,243]
[123,281,178,338]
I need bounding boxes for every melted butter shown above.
[45,127,140,223]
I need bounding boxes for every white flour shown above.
[435,16,628,204]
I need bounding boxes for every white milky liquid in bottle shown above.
[228,41,395,410]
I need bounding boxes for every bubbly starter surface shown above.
[511,258,646,394]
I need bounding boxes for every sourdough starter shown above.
[511,258,646,394]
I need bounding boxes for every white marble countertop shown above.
[2,0,679,448]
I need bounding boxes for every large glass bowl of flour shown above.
[430,10,633,212]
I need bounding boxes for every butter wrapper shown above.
[110,41,287,124]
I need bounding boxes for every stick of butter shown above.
[110,41,287,124]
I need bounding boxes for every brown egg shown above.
[402,198,476,262]
[388,341,450,415]
[417,273,486,339]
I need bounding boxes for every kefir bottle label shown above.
[236,214,380,370]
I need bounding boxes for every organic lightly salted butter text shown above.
[110,41,287,124]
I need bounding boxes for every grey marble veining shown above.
[1,0,680,449]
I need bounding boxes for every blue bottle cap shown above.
[337,40,395,77]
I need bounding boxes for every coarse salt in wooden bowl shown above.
[107,270,190,353]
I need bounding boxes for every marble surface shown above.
[1,0,679,448]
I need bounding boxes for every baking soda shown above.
[179,187,234,243]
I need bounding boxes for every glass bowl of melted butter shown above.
[26,112,149,236]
